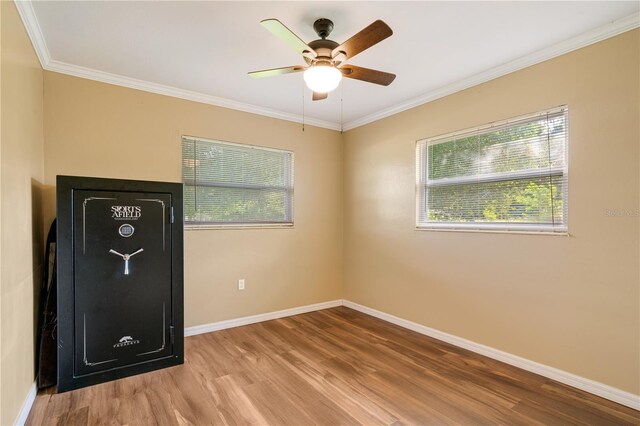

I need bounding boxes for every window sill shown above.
[415,225,569,236]
[185,223,294,230]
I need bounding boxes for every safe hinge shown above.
[170,325,175,344]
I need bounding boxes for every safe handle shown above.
[109,248,144,275]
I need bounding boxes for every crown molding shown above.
[342,12,640,131]
[14,1,639,133]
[14,0,50,66]
[44,59,341,131]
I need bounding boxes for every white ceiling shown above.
[23,1,640,129]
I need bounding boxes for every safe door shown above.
[57,176,183,392]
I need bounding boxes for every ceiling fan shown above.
[248,18,396,101]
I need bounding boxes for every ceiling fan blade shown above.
[332,20,392,61]
[248,65,306,78]
[312,92,328,101]
[261,19,317,58]
[340,65,396,86]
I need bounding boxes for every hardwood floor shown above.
[27,307,639,425]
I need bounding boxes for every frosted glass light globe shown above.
[303,65,342,93]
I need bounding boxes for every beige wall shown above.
[43,72,344,328]
[343,30,640,394]
[0,1,45,424]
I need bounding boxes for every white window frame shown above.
[182,135,294,229]
[416,106,569,235]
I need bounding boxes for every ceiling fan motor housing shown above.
[313,18,334,39]
[305,38,339,65]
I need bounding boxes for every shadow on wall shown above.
[42,185,56,239]
[31,178,45,375]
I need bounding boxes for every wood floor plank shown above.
[278,350,398,425]
[26,307,640,425]
[241,379,317,426]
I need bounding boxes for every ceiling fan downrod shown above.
[313,18,334,39]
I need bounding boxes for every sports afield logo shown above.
[111,206,142,220]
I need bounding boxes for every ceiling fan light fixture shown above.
[303,64,342,94]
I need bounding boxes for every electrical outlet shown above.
[238,279,245,290]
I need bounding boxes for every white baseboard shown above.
[184,299,342,337]
[14,381,37,426]
[343,300,640,410]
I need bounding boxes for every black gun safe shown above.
[56,176,184,392]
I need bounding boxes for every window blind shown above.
[182,136,294,225]
[416,107,568,232]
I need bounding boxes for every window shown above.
[182,136,294,226]
[416,107,568,233]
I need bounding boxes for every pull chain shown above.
[302,78,305,132]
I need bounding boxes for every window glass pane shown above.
[427,175,566,224]
[428,112,566,181]
[182,137,293,225]
[184,184,196,222]
[418,107,568,232]
[194,142,290,188]
[193,187,291,223]
[182,140,196,181]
